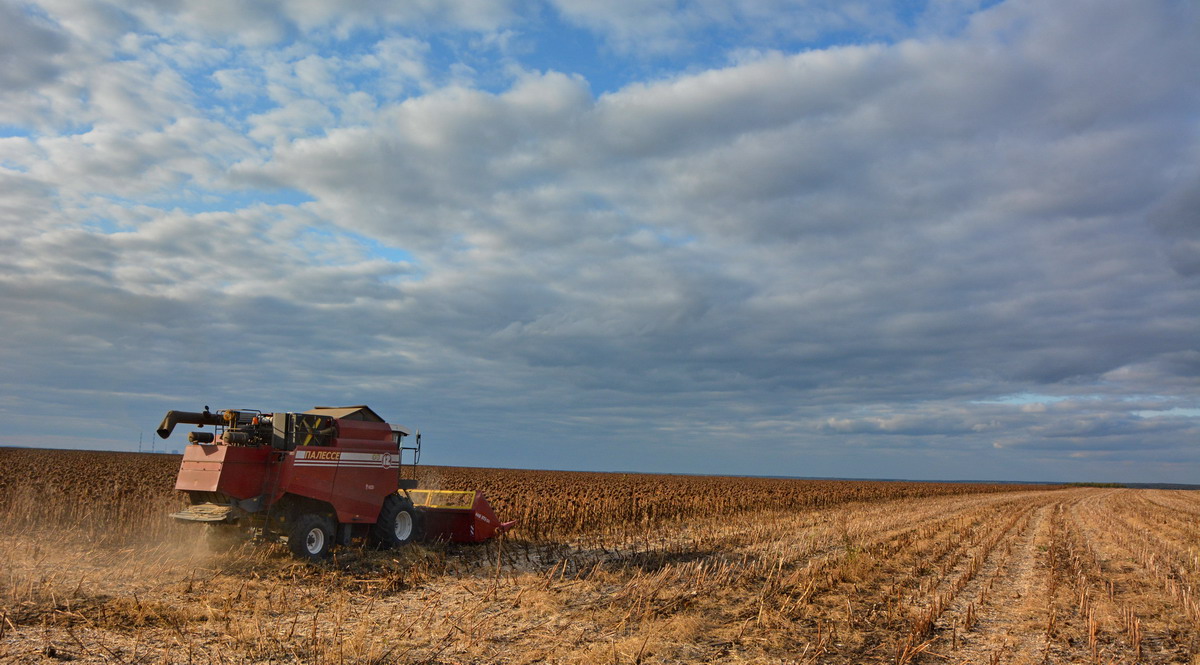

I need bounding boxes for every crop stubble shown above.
[0,448,1196,664]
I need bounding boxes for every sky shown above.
[1,0,1198,484]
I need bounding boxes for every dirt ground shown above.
[2,487,1198,664]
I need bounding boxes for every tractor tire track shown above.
[934,499,1055,665]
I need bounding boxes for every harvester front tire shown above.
[372,494,421,548]
[289,513,334,560]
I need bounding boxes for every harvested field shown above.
[0,447,1197,664]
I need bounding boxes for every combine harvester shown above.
[156,405,515,559]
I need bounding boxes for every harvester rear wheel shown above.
[288,513,334,560]
[372,494,421,548]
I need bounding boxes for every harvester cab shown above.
[157,405,514,559]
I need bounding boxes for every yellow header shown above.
[410,489,476,510]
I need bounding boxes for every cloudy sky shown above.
[1,0,1197,483]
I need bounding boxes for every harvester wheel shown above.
[372,494,421,548]
[288,513,334,560]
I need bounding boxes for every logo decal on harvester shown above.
[294,449,395,469]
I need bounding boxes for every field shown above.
[0,448,1197,664]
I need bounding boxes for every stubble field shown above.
[0,447,1197,664]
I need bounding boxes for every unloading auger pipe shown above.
[157,409,225,439]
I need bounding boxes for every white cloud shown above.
[549,0,917,55]
[0,2,70,91]
[0,0,1196,482]
[248,99,336,143]
[368,36,433,97]
[212,68,260,99]
[37,0,521,48]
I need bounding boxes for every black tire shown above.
[288,512,334,560]
[372,494,421,548]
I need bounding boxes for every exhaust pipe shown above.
[157,409,225,439]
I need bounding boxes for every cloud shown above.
[59,0,522,48]
[549,0,919,55]
[248,10,1195,394]
[1148,176,1200,277]
[0,0,1196,482]
[0,2,70,91]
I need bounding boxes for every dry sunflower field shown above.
[0,448,1197,664]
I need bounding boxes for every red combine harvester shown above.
[156,405,515,559]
